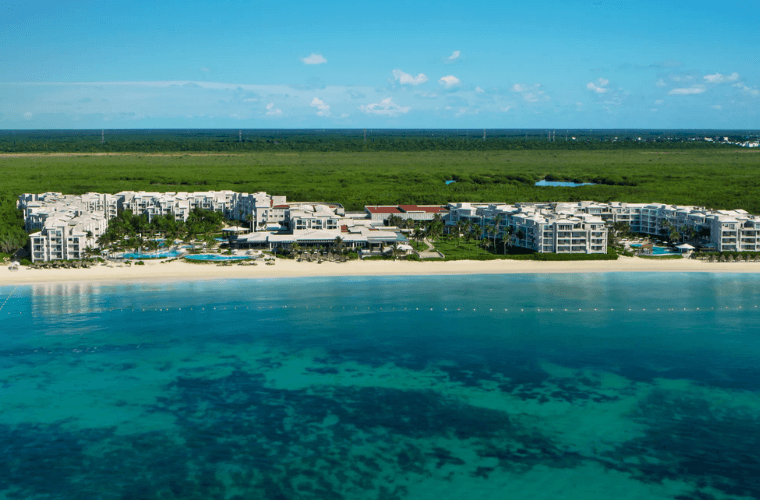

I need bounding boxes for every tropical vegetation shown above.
[2,145,760,256]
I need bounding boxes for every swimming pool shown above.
[184,254,251,261]
[121,249,184,259]
[630,244,679,255]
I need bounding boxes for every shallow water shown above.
[1,273,759,500]
[534,180,595,187]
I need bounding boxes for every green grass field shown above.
[2,149,759,212]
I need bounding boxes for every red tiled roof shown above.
[398,205,447,213]
[272,205,289,209]
[340,225,348,232]
[366,206,401,214]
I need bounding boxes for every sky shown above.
[1,0,758,129]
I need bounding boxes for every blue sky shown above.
[1,0,758,129]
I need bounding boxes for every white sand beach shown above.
[3,257,760,286]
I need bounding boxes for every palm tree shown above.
[332,236,345,256]
[483,224,495,250]
[659,220,672,240]
[390,242,402,260]
[513,228,525,249]
[464,222,474,245]
[412,227,425,251]
[503,226,514,254]
[492,215,503,252]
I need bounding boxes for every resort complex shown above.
[16,190,760,262]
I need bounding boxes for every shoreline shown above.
[3,256,760,286]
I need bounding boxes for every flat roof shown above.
[398,205,447,213]
[366,206,401,214]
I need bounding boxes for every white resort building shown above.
[17,191,760,262]
[18,191,402,261]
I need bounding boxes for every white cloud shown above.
[711,104,723,110]
[704,72,739,83]
[392,69,428,85]
[512,83,547,101]
[445,50,461,63]
[586,78,610,93]
[654,99,664,105]
[243,97,259,102]
[359,97,410,116]
[300,53,327,65]
[670,75,695,83]
[23,112,32,120]
[265,103,282,116]
[310,97,331,116]
[475,86,485,93]
[200,67,210,73]
[733,83,760,96]
[438,75,461,88]
[500,106,511,112]
[669,87,706,95]
[655,79,666,88]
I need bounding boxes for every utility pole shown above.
[483,129,486,142]
[101,130,105,144]
[239,130,242,143]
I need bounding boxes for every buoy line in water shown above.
[1,303,758,318]
[0,286,19,314]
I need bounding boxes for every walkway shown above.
[418,238,444,259]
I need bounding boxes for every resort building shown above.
[18,191,760,261]
[17,193,109,262]
[445,202,608,254]
[233,203,401,252]
[365,205,448,222]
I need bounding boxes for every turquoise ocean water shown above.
[1,273,759,500]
